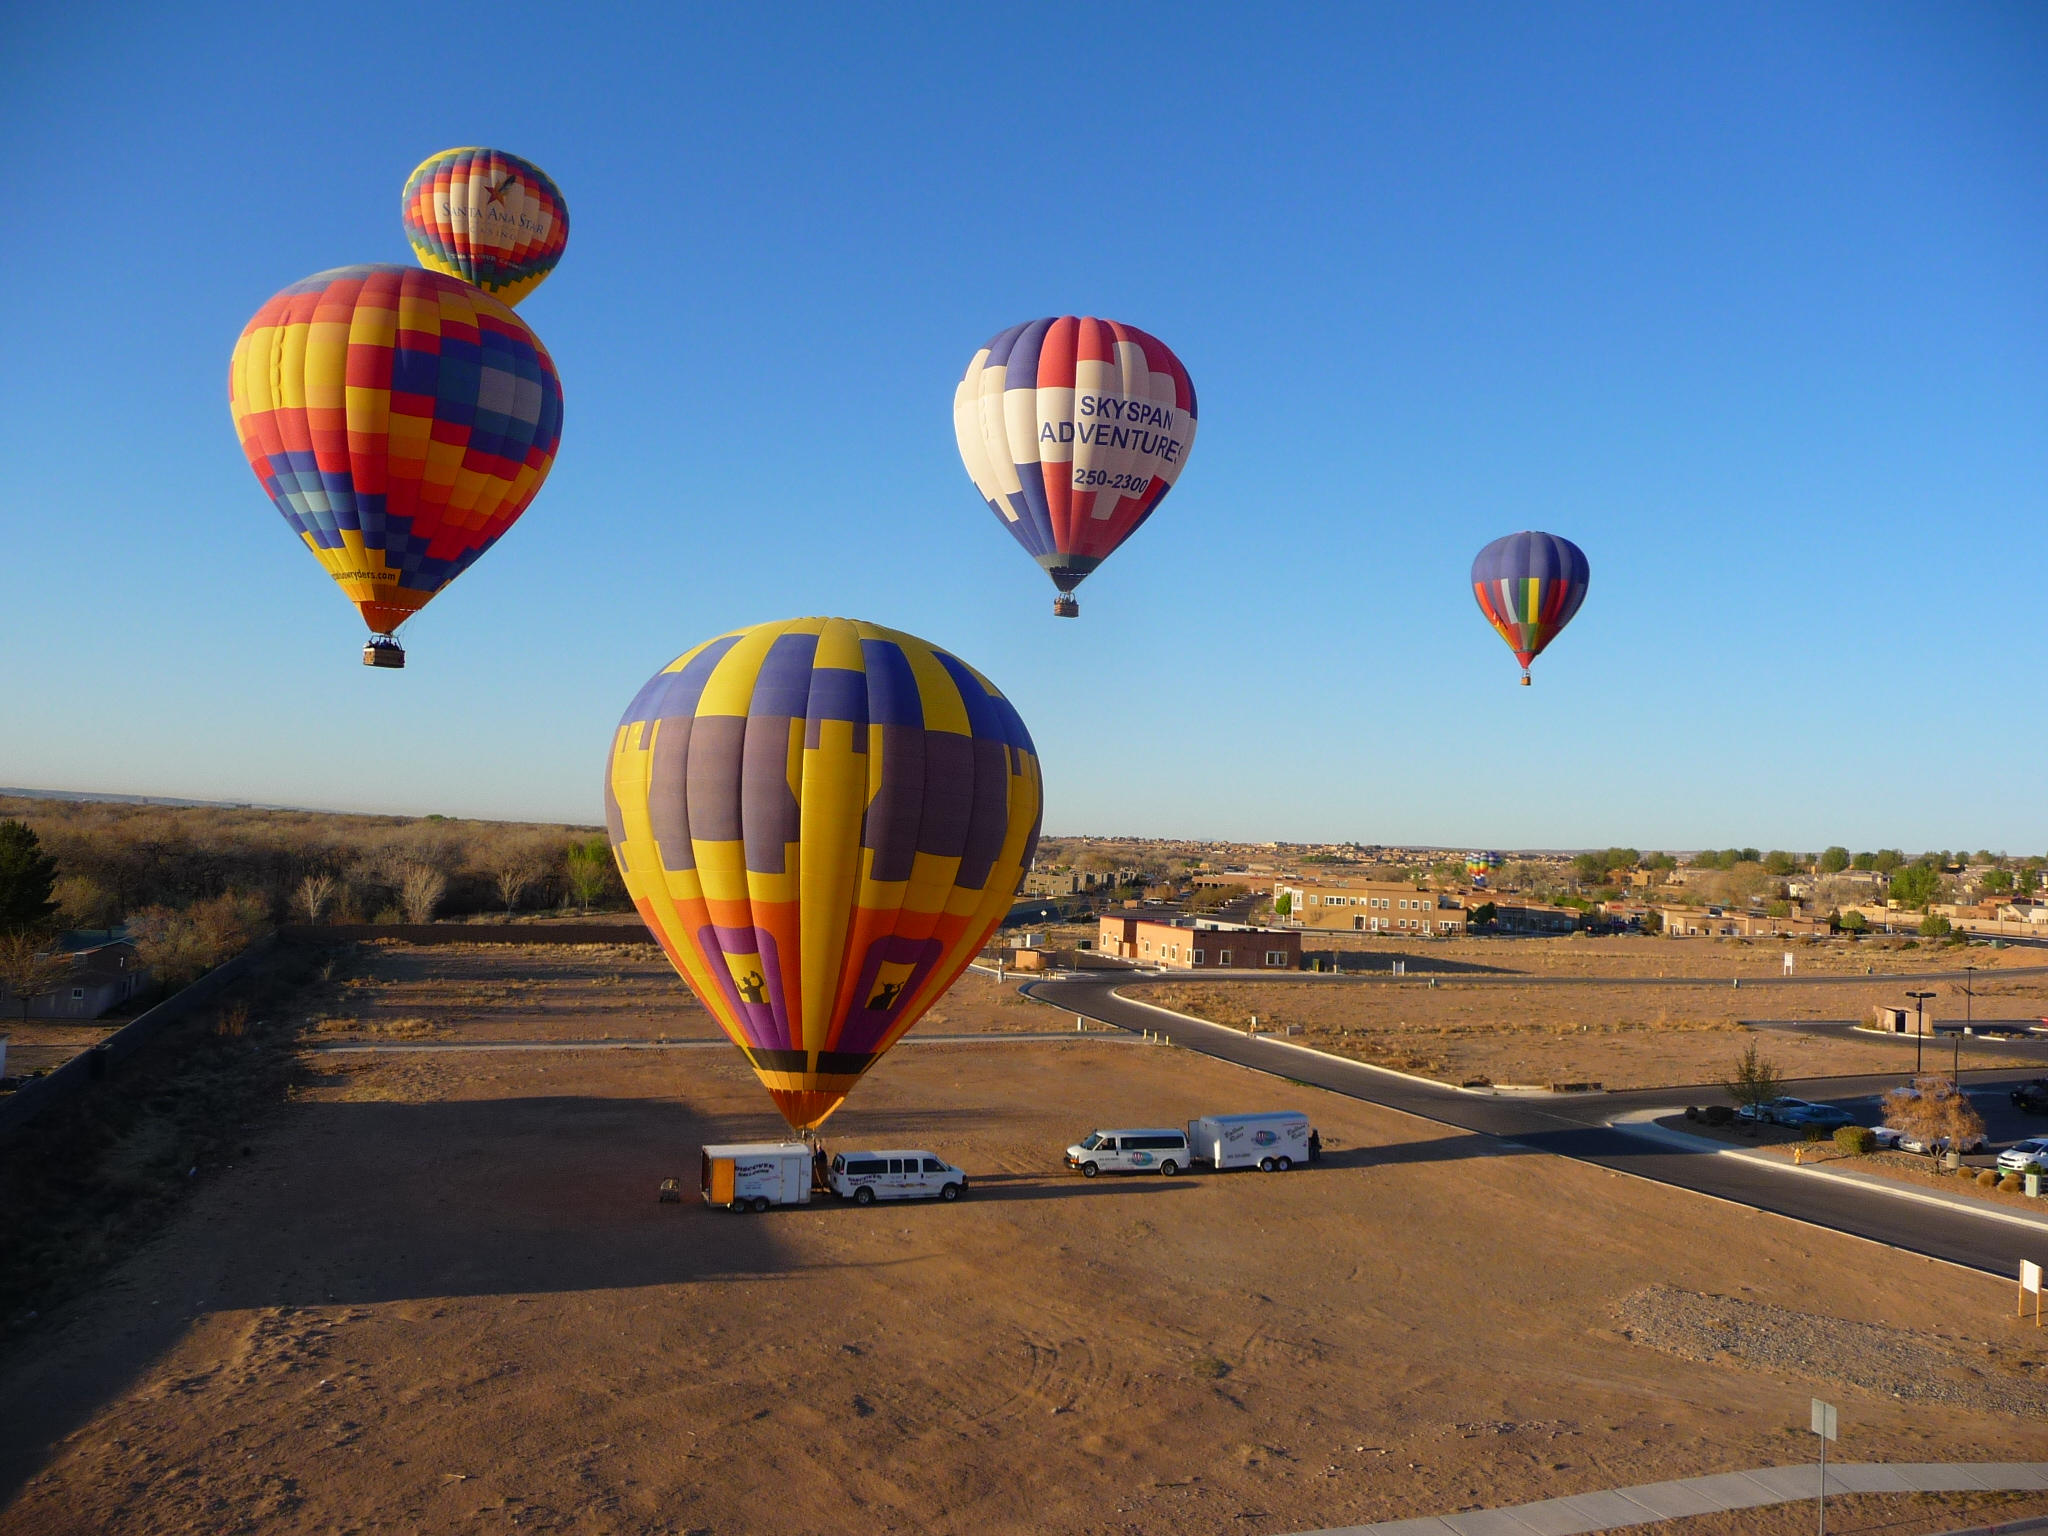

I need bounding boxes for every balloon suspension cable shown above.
[1052,595,1080,619]
[363,633,406,670]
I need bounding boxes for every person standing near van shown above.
[1308,1128,1322,1164]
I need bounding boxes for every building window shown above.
[1218,950,1232,965]
[1192,950,1206,963]
[1264,951,1288,966]
[72,988,85,999]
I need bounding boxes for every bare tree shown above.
[1720,1040,1784,1119]
[1882,1075,1986,1153]
[487,846,545,922]
[400,864,448,924]
[0,932,76,1023]
[294,873,338,924]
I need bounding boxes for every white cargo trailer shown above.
[700,1142,814,1211]
[1187,1112,1311,1171]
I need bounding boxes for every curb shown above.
[1607,1110,2048,1237]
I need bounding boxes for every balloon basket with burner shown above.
[1052,595,1080,618]
[363,635,405,669]
[1520,673,1530,687]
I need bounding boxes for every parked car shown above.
[1995,1138,2048,1174]
[1781,1103,1857,1130]
[1064,1127,1190,1177]
[826,1150,968,1205]
[2011,1080,2048,1114]
[1738,1097,1819,1125]
[1877,1126,1988,1156]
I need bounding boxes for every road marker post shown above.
[1810,1397,1838,1534]
[2022,1260,2042,1326]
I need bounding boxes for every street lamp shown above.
[1906,990,1936,1077]
[1955,964,1977,1089]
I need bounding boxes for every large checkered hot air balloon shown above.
[605,618,1043,1131]
[1470,531,1590,685]
[955,317,1197,617]
[228,265,564,667]
[401,147,568,306]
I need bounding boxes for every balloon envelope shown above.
[1470,531,1589,679]
[605,618,1043,1130]
[229,265,564,637]
[954,317,1197,604]
[402,147,568,306]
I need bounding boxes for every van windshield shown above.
[1079,1131,1105,1151]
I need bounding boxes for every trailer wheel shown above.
[1160,1160,1178,1177]
[1081,1162,1099,1179]
[731,1199,748,1213]
[853,1186,875,1206]
[1276,1156,1292,1172]
[939,1182,960,1202]
[751,1196,771,1213]
[1259,1157,1276,1173]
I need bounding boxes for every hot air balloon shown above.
[605,617,1043,1130]
[229,265,564,666]
[1470,531,1590,685]
[401,147,568,306]
[955,317,1197,617]
[1465,851,1502,885]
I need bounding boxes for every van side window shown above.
[1097,1138,1117,1151]
[846,1159,886,1176]
[888,1158,904,1174]
[922,1159,944,1173]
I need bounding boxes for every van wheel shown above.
[1160,1160,1178,1177]
[939,1182,960,1202]
[853,1186,875,1206]
[1276,1156,1292,1172]
[1081,1162,1099,1179]
[730,1199,748,1213]
[1259,1157,1276,1172]
[751,1196,771,1213]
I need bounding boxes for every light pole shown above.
[1907,990,1936,1077]
[1955,964,1977,1088]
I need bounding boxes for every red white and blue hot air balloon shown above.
[1471,531,1589,685]
[954,317,1197,617]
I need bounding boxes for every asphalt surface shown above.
[1024,971,2048,1281]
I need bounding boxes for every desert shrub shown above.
[372,906,403,924]
[1999,1173,2023,1194]
[1977,1168,1998,1188]
[1832,1125,1875,1156]
[1702,1105,1735,1127]
[1801,1123,1827,1143]
[1684,1105,1700,1121]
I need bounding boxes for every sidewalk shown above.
[1608,1109,2048,1238]
[1289,1461,2048,1536]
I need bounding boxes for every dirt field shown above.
[1125,972,2048,1090]
[1270,931,2048,980]
[3,943,2047,1535]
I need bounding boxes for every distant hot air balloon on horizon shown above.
[402,147,568,306]
[1466,851,1502,885]
[1470,531,1589,685]
[228,264,564,666]
[955,316,1197,617]
[605,617,1043,1131]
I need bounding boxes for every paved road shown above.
[1024,972,2048,1280]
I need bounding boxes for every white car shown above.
[1874,1126,1988,1156]
[1996,1138,2048,1174]
[827,1150,968,1205]
[1065,1128,1190,1178]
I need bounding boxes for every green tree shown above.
[564,836,614,914]
[2020,866,2041,897]
[1764,851,1796,876]
[1766,899,1792,917]
[1603,847,1640,871]
[1721,1040,1784,1120]
[0,820,60,935]
[1570,853,1606,884]
[1819,846,1850,874]
[1982,869,2014,895]
[1873,849,1904,873]
[1272,891,1292,918]
[1918,913,1952,938]
[1469,901,1497,927]
[1851,852,1876,871]
[1835,909,1867,934]
[1692,849,1721,868]
[1644,852,1677,871]
[1890,864,1945,909]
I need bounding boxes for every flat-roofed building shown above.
[1096,914,1299,970]
[1274,878,1466,935]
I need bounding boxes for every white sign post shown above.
[1784,951,1796,975]
[2022,1260,2042,1327]
[1811,1398,1838,1535]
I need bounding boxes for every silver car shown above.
[1996,1138,2048,1174]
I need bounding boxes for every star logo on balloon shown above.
[483,174,514,207]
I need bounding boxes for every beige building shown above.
[1274,878,1466,935]
[1096,914,1299,970]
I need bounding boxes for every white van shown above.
[1187,1112,1311,1171]
[701,1142,814,1211]
[827,1150,968,1205]
[1065,1127,1190,1178]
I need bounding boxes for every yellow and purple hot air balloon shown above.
[402,147,568,306]
[605,618,1043,1131]
[1471,531,1590,685]
[955,317,1197,617]
[228,265,564,666]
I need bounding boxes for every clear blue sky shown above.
[2,3,2042,851]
